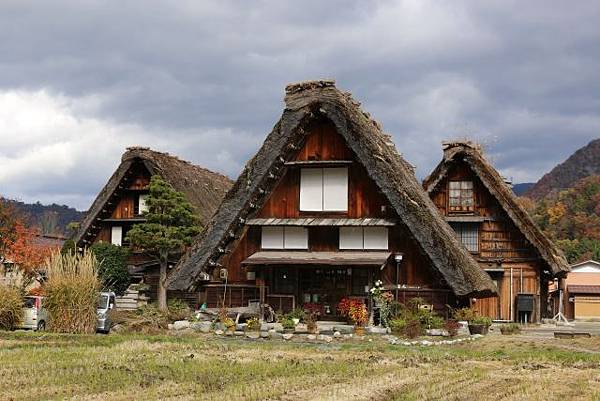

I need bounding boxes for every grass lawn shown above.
[0,331,599,401]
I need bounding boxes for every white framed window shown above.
[339,227,388,250]
[449,181,474,212]
[138,194,149,214]
[261,226,308,249]
[300,167,348,212]
[111,226,122,246]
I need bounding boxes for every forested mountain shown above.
[1,198,84,237]
[524,175,600,263]
[512,182,534,196]
[526,138,600,199]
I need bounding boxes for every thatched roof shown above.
[423,141,569,276]
[73,147,232,247]
[169,80,496,297]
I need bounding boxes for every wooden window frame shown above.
[448,180,475,213]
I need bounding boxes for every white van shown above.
[21,296,49,331]
[97,291,116,333]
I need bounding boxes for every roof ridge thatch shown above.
[169,80,496,297]
[423,141,569,276]
[72,147,232,248]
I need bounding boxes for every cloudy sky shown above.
[1,1,599,210]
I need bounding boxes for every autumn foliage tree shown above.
[1,198,59,289]
[527,175,600,263]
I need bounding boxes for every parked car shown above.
[97,291,116,333]
[21,296,49,331]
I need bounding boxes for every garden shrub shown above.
[44,250,100,334]
[166,298,191,321]
[90,242,130,296]
[0,284,22,330]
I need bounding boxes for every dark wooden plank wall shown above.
[429,162,545,320]
[210,121,454,307]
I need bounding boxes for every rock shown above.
[317,334,332,343]
[246,331,260,339]
[471,334,484,339]
[307,334,317,341]
[426,328,449,337]
[282,333,294,340]
[168,324,174,330]
[343,334,353,340]
[333,331,342,338]
[173,320,191,330]
[420,340,432,346]
[225,330,233,336]
[191,321,212,333]
[324,336,333,343]
[234,331,244,336]
[367,326,388,335]
[260,331,269,338]
[270,331,283,340]
[294,324,308,334]
[272,323,284,332]
[214,329,224,335]
[111,324,125,333]
[332,325,354,334]
[236,323,246,331]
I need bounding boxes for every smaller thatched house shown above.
[72,147,232,306]
[168,80,495,318]
[424,141,569,322]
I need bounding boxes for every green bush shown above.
[44,250,100,334]
[166,298,191,321]
[90,242,131,296]
[0,284,22,330]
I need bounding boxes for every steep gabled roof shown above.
[169,80,496,297]
[73,147,232,247]
[423,141,569,276]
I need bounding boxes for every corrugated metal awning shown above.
[568,285,600,295]
[242,251,392,267]
[246,218,396,226]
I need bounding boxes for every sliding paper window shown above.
[300,168,348,212]
[261,226,308,249]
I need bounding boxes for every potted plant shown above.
[245,317,261,339]
[281,316,296,333]
[348,301,369,336]
[467,315,492,335]
[288,308,306,326]
[304,311,319,334]
[223,317,236,333]
[217,307,235,333]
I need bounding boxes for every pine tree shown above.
[126,176,201,310]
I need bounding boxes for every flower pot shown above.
[292,318,300,325]
[355,326,365,336]
[468,324,489,335]
[283,328,295,334]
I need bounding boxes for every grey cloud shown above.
[0,0,599,208]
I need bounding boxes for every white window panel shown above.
[138,194,149,214]
[339,227,363,249]
[300,168,323,211]
[363,227,388,250]
[261,226,284,249]
[111,226,122,246]
[284,227,308,249]
[323,167,348,211]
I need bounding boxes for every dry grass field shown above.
[0,331,599,401]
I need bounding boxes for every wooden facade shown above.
[428,152,548,322]
[202,122,462,317]
[73,147,232,308]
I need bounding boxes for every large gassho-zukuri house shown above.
[424,141,569,322]
[168,80,496,318]
[72,147,232,305]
